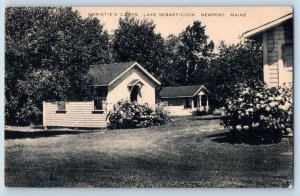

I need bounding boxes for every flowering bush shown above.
[221,81,293,143]
[107,100,170,129]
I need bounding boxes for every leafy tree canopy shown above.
[112,14,166,78]
[210,40,263,107]
[5,7,110,125]
[163,21,215,86]
[211,40,263,84]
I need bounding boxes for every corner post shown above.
[42,101,47,130]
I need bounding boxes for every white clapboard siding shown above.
[107,66,156,111]
[165,106,193,116]
[43,101,107,128]
[263,21,293,87]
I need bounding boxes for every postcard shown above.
[5,6,293,188]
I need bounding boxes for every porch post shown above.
[206,96,209,111]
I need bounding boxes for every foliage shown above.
[220,81,293,143]
[112,14,166,78]
[192,110,208,116]
[212,40,263,83]
[162,21,214,86]
[154,101,171,125]
[210,40,263,107]
[113,18,215,87]
[5,8,266,127]
[5,7,110,125]
[107,100,170,129]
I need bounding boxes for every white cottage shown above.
[160,85,210,116]
[243,13,293,87]
[43,61,161,128]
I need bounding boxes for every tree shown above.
[112,14,166,79]
[212,40,263,84]
[5,7,110,125]
[160,35,181,86]
[210,40,263,107]
[163,21,214,86]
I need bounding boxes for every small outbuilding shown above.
[43,61,161,128]
[243,13,293,87]
[160,85,210,116]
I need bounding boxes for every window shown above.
[93,86,108,113]
[94,98,104,110]
[56,101,66,113]
[184,98,191,109]
[282,43,293,68]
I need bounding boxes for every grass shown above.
[5,117,293,187]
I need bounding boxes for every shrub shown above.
[220,81,293,143]
[153,101,171,125]
[192,107,214,116]
[107,100,170,129]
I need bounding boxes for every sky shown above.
[76,7,292,45]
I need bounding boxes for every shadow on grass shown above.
[187,115,221,121]
[125,156,199,171]
[5,130,92,140]
[208,131,282,145]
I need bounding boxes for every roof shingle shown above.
[88,61,136,85]
[160,85,204,98]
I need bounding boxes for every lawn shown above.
[5,116,293,188]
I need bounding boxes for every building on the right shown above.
[242,13,293,87]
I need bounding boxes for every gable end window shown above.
[128,80,143,103]
[130,85,140,102]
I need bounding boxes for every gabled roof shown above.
[89,61,161,86]
[242,13,293,39]
[160,85,209,98]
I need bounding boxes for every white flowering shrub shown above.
[221,81,293,143]
[107,100,170,129]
